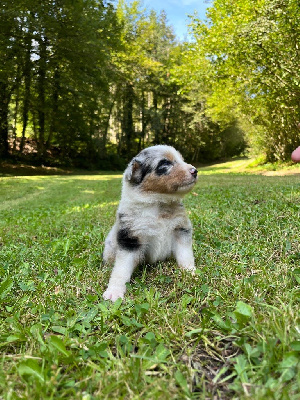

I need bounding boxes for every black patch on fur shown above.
[140,163,153,182]
[118,212,125,219]
[131,161,153,186]
[155,159,173,176]
[140,149,149,157]
[117,228,141,251]
[176,227,191,235]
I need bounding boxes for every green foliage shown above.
[0,0,248,166]
[189,0,300,161]
[0,164,299,398]
[0,0,122,164]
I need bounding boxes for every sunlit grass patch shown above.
[198,157,300,175]
[0,170,299,399]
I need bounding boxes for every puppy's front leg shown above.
[103,224,117,264]
[103,250,139,302]
[173,227,195,272]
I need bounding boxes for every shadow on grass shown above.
[0,161,123,177]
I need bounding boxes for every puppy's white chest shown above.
[145,211,181,263]
[146,231,173,263]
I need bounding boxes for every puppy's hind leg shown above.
[103,249,140,302]
[173,227,195,272]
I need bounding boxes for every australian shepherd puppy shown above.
[103,145,198,301]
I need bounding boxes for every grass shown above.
[0,161,299,399]
[197,157,300,175]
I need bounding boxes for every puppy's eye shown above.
[155,159,173,175]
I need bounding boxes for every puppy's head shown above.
[124,145,198,195]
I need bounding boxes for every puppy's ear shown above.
[124,158,141,182]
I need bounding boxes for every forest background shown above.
[0,0,299,170]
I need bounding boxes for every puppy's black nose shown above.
[189,167,198,177]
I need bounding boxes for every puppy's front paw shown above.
[103,286,126,302]
[180,264,196,275]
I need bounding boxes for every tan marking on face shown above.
[131,161,140,174]
[141,164,195,194]
[164,151,176,162]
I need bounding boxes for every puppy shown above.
[103,145,198,302]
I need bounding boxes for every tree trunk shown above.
[123,82,134,156]
[153,91,160,143]
[162,97,171,144]
[139,90,146,152]
[46,66,60,147]
[102,98,115,153]
[37,37,47,158]
[0,82,10,158]
[12,71,21,152]
[20,28,32,153]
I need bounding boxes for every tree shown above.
[0,0,21,157]
[189,0,300,160]
[0,0,249,167]
[0,0,122,165]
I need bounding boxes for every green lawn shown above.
[0,164,299,399]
